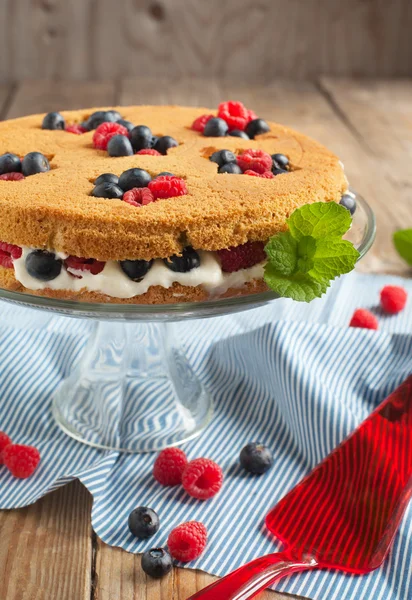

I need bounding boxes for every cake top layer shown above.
[0,105,347,261]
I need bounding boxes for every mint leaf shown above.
[288,202,352,241]
[264,263,329,302]
[393,229,412,266]
[264,202,359,302]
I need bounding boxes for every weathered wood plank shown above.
[0,481,92,600]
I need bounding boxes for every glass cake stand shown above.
[0,192,375,453]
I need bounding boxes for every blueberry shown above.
[92,182,124,199]
[86,110,118,130]
[157,171,175,177]
[107,135,134,157]
[229,129,250,139]
[94,173,119,186]
[130,125,154,151]
[0,153,22,175]
[164,247,200,273]
[25,250,62,281]
[272,168,288,176]
[106,109,122,122]
[340,193,357,215]
[245,118,270,139]
[154,135,178,155]
[120,259,153,281]
[22,152,50,176]
[128,506,160,539]
[42,111,65,131]
[119,168,152,191]
[117,119,135,133]
[210,150,236,168]
[150,135,159,148]
[80,120,91,131]
[218,163,242,174]
[141,548,173,579]
[271,153,289,170]
[240,442,273,475]
[203,117,229,137]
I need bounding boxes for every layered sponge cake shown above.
[0,102,348,304]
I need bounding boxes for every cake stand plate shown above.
[0,192,375,453]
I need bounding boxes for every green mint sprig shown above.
[264,202,360,302]
[393,229,412,266]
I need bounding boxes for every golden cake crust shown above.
[0,105,347,262]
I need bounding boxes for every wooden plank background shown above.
[0,0,411,82]
[1,76,412,599]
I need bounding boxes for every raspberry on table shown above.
[182,457,223,500]
[349,309,378,330]
[65,256,106,275]
[123,187,155,207]
[380,285,408,314]
[218,101,249,131]
[217,241,266,273]
[0,172,25,181]
[3,444,41,478]
[167,521,207,562]
[244,170,274,179]
[0,242,23,269]
[93,122,129,150]
[153,447,188,486]
[191,114,214,133]
[0,432,12,464]
[237,149,273,174]
[148,176,188,200]
[65,124,87,135]
[136,149,162,156]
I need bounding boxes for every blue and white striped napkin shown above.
[0,272,411,600]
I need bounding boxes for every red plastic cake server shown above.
[188,376,412,600]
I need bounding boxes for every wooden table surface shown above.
[1,77,411,600]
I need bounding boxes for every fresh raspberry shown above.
[65,256,105,276]
[0,172,25,181]
[148,176,188,200]
[65,124,87,135]
[217,241,266,273]
[380,285,408,314]
[167,521,207,562]
[0,242,23,269]
[123,187,155,207]
[237,149,273,174]
[0,432,12,464]
[349,309,378,330]
[218,101,249,131]
[135,148,162,156]
[182,458,223,500]
[93,122,129,150]
[153,447,188,486]
[244,169,274,179]
[3,444,41,478]
[191,114,214,133]
[247,109,258,122]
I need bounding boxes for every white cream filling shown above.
[13,247,265,299]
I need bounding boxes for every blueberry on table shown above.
[340,193,357,215]
[107,135,134,157]
[92,182,124,199]
[42,111,65,131]
[229,129,250,139]
[22,152,50,176]
[25,250,62,281]
[218,162,242,174]
[141,548,173,579]
[271,153,289,170]
[116,119,135,133]
[156,171,175,177]
[0,153,22,175]
[240,442,273,475]
[245,118,270,139]
[130,125,155,151]
[86,110,119,130]
[203,117,229,137]
[210,149,236,168]
[120,259,153,281]
[154,135,178,155]
[119,168,152,191]
[105,109,122,122]
[128,506,160,539]
[272,167,288,176]
[164,247,201,273]
[94,173,119,186]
